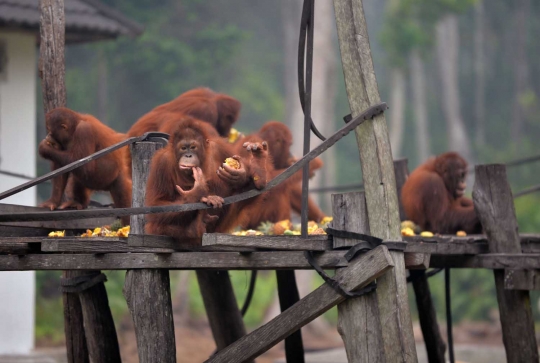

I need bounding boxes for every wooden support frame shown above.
[473,165,539,363]
[206,245,394,363]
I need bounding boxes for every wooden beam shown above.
[332,192,384,363]
[504,269,540,290]
[206,245,394,363]
[430,254,540,269]
[333,0,417,359]
[473,164,539,363]
[203,233,331,251]
[40,238,255,253]
[0,251,438,271]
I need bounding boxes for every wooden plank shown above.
[41,238,255,253]
[0,237,41,254]
[203,233,331,251]
[404,252,430,270]
[473,164,538,363]
[124,140,176,363]
[0,203,116,229]
[504,269,540,290]
[0,250,438,271]
[2,251,538,271]
[332,192,384,363]
[206,245,394,363]
[430,254,540,269]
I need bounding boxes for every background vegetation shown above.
[33,0,540,343]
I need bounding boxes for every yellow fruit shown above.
[420,231,434,237]
[228,128,244,143]
[401,227,415,236]
[320,216,333,225]
[224,157,240,170]
[48,230,65,238]
[456,231,467,237]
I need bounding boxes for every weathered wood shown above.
[124,140,175,363]
[206,245,394,363]
[39,0,66,110]
[39,2,89,362]
[124,269,175,363]
[78,273,121,363]
[0,225,53,237]
[41,237,255,253]
[504,269,540,290]
[332,192,384,363]
[404,252,430,270]
[473,164,539,363]
[430,254,540,269]
[395,159,446,363]
[62,272,90,363]
[334,1,417,356]
[196,271,249,353]
[0,202,116,229]
[204,233,331,250]
[0,237,40,254]
[0,250,437,271]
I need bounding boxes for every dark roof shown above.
[0,0,144,44]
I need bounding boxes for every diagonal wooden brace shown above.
[205,245,394,363]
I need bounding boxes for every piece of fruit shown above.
[319,216,333,228]
[420,231,434,237]
[456,230,467,237]
[310,228,326,235]
[257,221,274,235]
[273,220,292,235]
[401,227,415,236]
[227,128,244,143]
[48,230,65,238]
[224,157,240,169]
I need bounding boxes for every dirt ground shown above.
[33,305,536,363]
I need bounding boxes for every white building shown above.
[0,0,141,354]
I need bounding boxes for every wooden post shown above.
[394,160,446,363]
[124,141,176,363]
[196,270,252,357]
[40,2,118,362]
[473,165,539,363]
[333,0,417,361]
[332,192,384,363]
[78,282,122,363]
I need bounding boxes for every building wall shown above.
[0,31,36,354]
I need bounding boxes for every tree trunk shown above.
[388,68,405,158]
[510,0,531,144]
[474,0,486,147]
[282,0,304,137]
[409,51,430,162]
[436,15,472,162]
[97,47,108,124]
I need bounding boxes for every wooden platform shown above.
[0,233,539,271]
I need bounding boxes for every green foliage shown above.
[380,0,477,67]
